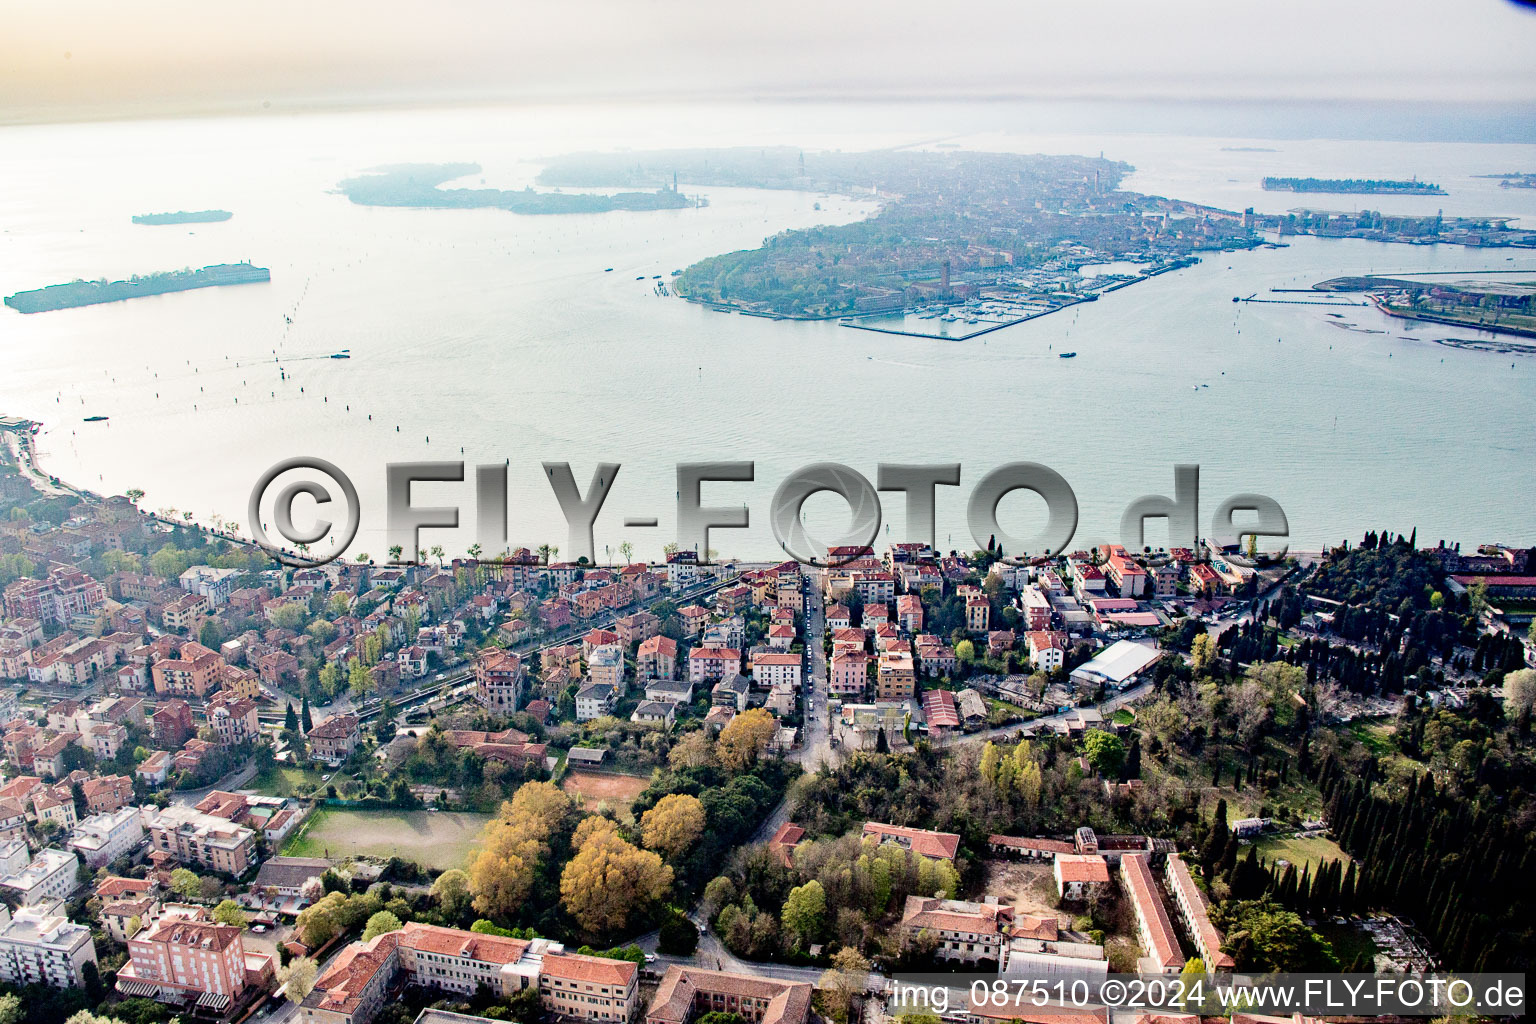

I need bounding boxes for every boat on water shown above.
[83,415,109,422]
[330,353,351,359]
[1059,352,1077,358]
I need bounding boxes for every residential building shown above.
[1026,630,1067,672]
[900,896,1013,965]
[688,647,740,684]
[101,896,160,943]
[895,594,923,633]
[0,903,99,989]
[829,650,868,699]
[68,807,145,868]
[142,805,257,875]
[116,914,272,1011]
[637,635,678,680]
[965,593,989,632]
[631,700,677,727]
[587,646,626,694]
[1164,854,1235,971]
[645,967,812,1024]
[0,849,79,906]
[136,750,170,786]
[575,683,617,722]
[538,951,639,1022]
[1053,854,1111,900]
[1120,853,1183,974]
[208,697,261,746]
[178,566,241,606]
[876,650,915,701]
[308,714,362,763]
[151,699,195,747]
[473,650,524,713]
[752,651,801,690]
[861,822,960,861]
[1020,585,1052,630]
[151,642,222,697]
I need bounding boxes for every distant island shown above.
[4,262,270,314]
[1472,172,1536,190]
[132,210,233,225]
[1262,176,1446,195]
[1221,146,1277,152]
[536,147,1259,321]
[1313,274,1536,341]
[335,163,692,214]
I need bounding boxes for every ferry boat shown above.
[1058,352,1077,358]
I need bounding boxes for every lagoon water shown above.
[1,102,1533,561]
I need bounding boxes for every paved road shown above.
[634,914,848,986]
[170,759,261,807]
[794,578,837,771]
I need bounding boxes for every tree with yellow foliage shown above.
[572,814,619,850]
[560,828,673,935]
[467,780,574,918]
[640,793,706,859]
[668,730,715,769]
[717,707,778,770]
[468,819,545,917]
[504,780,572,840]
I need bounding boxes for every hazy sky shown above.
[5,0,1536,123]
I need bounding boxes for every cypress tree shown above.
[301,692,313,732]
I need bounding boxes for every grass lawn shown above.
[1317,920,1378,970]
[1111,708,1135,726]
[1347,720,1396,757]
[249,764,329,798]
[1253,834,1351,873]
[281,807,492,869]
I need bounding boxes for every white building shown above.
[752,651,802,690]
[0,903,99,988]
[575,683,616,722]
[0,849,79,906]
[178,566,241,606]
[1068,640,1161,691]
[0,840,30,877]
[68,807,145,869]
[587,646,626,695]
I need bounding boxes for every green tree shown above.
[212,899,247,927]
[169,868,201,899]
[781,880,826,944]
[1082,730,1125,776]
[1213,896,1339,971]
[362,911,402,941]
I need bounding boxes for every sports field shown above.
[282,808,492,869]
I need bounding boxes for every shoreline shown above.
[1369,295,1536,341]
